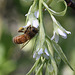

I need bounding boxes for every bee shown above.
[13,25,38,45]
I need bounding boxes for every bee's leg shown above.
[20,40,30,49]
[18,30,24,32]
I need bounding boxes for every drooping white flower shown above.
[51,27,71,43]
[24,8,39,28]
[51,14,71,43]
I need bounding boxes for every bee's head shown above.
[31,27,38,33]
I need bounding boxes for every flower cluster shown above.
[51,14,71,43]
[24,10,39,28]
[20,0,73,75]
[33,47,49,60]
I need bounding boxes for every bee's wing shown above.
[20,40,30,49]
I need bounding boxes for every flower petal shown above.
[25,14,28,16]
[57,28,67,39]
[36,55,41,60]
[66,31,71,34]
[55,33,59,43]
[32,19,39,28]
[23,21,31,28]
[34,10,39,18]
[38,48,43,55]
[33,52,36,58]
[51,31,56,40]
[44,48,49,56]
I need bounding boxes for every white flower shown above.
[51,28,71,43]
[25,9,39,28]
[23,19,39,28]
[32,19,39,28]
[50,14,71,43]
[25,10,39,19]
[57,28,67,39]
[51,31,59,43]
[33,48,50,60]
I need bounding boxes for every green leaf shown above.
[46,35,74,71]
[43,1,67,16]
[46,42,57,75]
[46,63,55,75]
[35,63,43,75]
[46,37,61,66]
[45,37,57,75]
[54,52,61,66]
[52,40,74,71]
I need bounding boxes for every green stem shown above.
[38,0,45,49]
[39,0,43,23]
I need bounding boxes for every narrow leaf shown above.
[35,63,43,75]
[52,40,74,71]
[46,38,57,75]
[46,35,74,71]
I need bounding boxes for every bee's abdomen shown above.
[13,34,28,44]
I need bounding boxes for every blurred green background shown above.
[0,0,75,75]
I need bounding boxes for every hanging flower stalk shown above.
[13,0,74,75]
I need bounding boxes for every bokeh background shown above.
[0,0,75,75]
